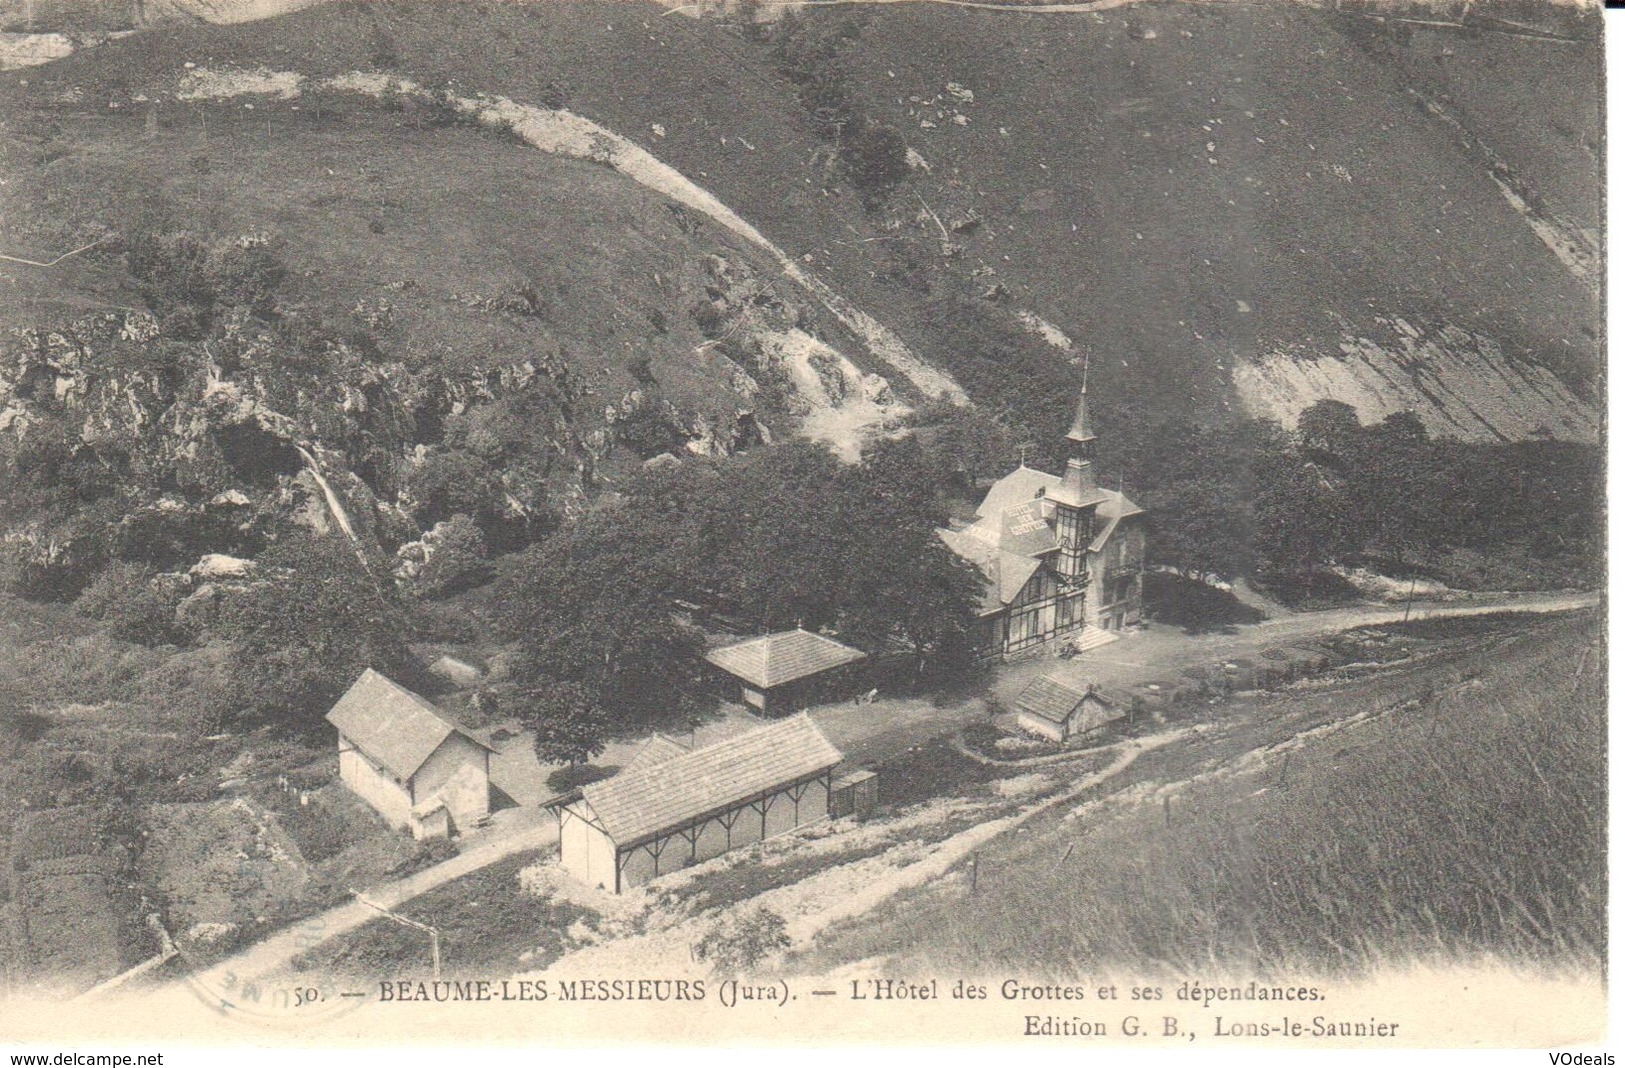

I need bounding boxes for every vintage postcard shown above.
[0,0,1605,1052]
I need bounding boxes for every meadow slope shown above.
[1,0,1600,446]
[794,610,1604,979]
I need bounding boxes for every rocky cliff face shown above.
[1234,316,1596,443]
[0,0,1600,594]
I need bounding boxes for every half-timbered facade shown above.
[552,715,843,893]
[938,385,1147,658]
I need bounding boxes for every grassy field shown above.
[794,610,1603,979]
[285,848,587,982]
[1,0,1598,439]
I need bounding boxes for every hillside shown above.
[3,0,1601,444]
[0,0,1600,583]
[793,608,1603,980]
[821,2,1599,435]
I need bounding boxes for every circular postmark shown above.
[173,853,371,1028]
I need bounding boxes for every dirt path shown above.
[796,613,1596,979]
[160,808,554,996]
[518,614,1523,977]
[993,589,1597,704]
[507,725,1189,979]
[158,588,1591,995]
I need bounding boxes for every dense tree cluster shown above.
[208,532,418,731]
[1121,400,1602,597]
[496,438,984,752]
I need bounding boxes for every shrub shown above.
[75,562,185,646]
[415,515,494,599]
[405,449,505,529]
[0,537,104,603]
[0,699,52,743]
[841,122,910,207]
[613,395,690,460]
[693,907,792,972]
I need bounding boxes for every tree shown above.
[1254,458,1352,578]
[523,681,612,767]
[1131,418,1260,581]
[1349,411,1440,566]
[842,122,910,207]
[1295,399,1362,463]
[406,449,506,531]
[707,443,848,632]
[211,532,414,730]
[833,438,982,677]
[497,511,706,729]
[413,514,493,599]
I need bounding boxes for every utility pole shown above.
[351,890,441,980]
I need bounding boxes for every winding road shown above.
[150,586,1595,996]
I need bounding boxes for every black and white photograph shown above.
[0,0,1605,1050]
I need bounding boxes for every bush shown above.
[391,836,459,877]
[613,397,690,460]
[1,541,99,603]
[841,122,910,207]
[415,515,493,599]
[960,721,1001,758]
[693,908,792,972]
[74,562,185,646]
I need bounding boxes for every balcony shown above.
[1100,562,1140,586]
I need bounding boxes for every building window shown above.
[1008,606,1043,649]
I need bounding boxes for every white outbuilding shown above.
[326,669,496,840]
[553,714,842,893]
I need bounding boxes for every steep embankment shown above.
[1235,316,1595,440]
[5,0,1600,449]
[819,1,1598,438]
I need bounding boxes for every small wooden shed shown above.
[829,769,879,819]
[704,628,867,716]
[1014,673,1126,743]
[552,715,842,893]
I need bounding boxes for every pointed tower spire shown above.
[1054,370,1105,508]
[1065,382,1096,450]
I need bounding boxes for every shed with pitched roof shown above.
[1014,673,1127,743]
[326,669,497,840]
[551,715,843,893]
[703,628,867,716]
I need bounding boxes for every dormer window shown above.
[1035,487,1046,498]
